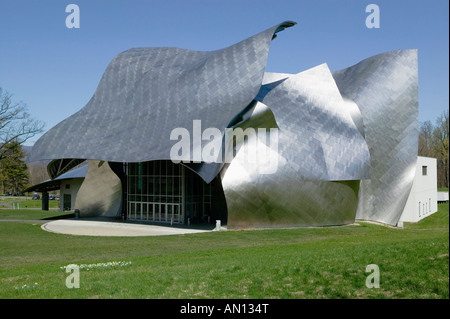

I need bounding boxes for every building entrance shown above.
[127,202,182,223]
[125,160,220,224]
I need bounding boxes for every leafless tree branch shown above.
[0,87,45,160]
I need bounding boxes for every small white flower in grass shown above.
[16,282,39,290]
[61,261,132,271]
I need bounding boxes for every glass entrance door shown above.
[127,202,181,223]
[126,160,214,224]
[163,204,181,223]
[126,161,184,223]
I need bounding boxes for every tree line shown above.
[0,87,45,194]
[418,110,449,189]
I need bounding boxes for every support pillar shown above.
[42,191,49,211]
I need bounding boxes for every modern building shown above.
[24,165,87,211]
[27,21,421,228]
[399,156,438,225]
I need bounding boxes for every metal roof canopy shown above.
[24,165,88,193]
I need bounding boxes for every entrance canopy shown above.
[24,165,88,193]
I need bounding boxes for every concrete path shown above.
[41,219,213,237]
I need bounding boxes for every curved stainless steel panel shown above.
[27,21,296,184]
[256,64,371,181]
[332,50,419,226]
[221,130,360,228]
[26,18,418,228]
[74,160,122,218]
[221,62,371,227]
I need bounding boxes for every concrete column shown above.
[42,191,49,211]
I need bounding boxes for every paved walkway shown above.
[41,219,214,237]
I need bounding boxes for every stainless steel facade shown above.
[332,50,419,226]
[221,62,371,228]
[28,21,296,182]
[74,160,122,218]
[28,21,418,227]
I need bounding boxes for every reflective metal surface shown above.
[74,160,122,218]
[257,64,371,181]
[332,50,419,226]
[221,129,361,228]
[28,21,296,184]
[27,21,418,227]
[221,63,372,228]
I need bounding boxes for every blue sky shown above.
[0,0,448,146]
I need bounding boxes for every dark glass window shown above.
[422,166,427,176]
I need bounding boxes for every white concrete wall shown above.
[59,179,83,211]
[437,191,449,202]
[400,156,438,224]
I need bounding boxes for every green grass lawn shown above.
[0,209,68,221]
[0,197,60,209]
[0,204,448,299]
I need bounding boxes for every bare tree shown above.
[433,110,449,188]
[0,87,45,160]
[419,110,450,189]
[28,160,50,185]
[418,120,434,157]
